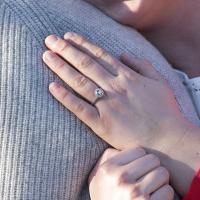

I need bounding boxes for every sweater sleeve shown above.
[183,169,200,200]
[0,1,106,199]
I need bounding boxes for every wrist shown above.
[154,115,196,153]
[152,117,200,196]
[165,117,199,161]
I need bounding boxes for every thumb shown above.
[121,53,162,81]
[88,148,119,184]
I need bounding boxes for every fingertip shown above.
[45,35,58,46]
[42,51,48,61]
[64,32,76,40]
[49,82,60,92]
[43,50,55,62]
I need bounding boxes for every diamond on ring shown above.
[95,88,105,98]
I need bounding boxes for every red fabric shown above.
[183,169,200,200]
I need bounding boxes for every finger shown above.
[43,50,99,104]
[122,154,160,181]
[49,82,99,129]
[93,148,146,168]
[107,147,146,166]
[89,148,145,184]
[150,185,174,200]
[45,35,113,89]
[121,53,162,81]
[137,167,170,195]
[64,32,122,76]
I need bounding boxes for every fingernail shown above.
[44,51,56,61]
[49,82,60,92]
[46,35,58,45]
[64,32,74,39]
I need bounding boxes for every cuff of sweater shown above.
[183,169,200,200]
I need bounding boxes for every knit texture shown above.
[0,0,198,199]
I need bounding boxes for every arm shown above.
[149,124,200,196]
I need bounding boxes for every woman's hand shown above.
[89,147,174,200]
[43,33,189,151]
[43,33,200,195]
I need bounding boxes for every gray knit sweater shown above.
[0,0,198,199]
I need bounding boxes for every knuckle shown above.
[79,56,94,69]
[117,171,130,186]
[109,78,127,95]
[60,90,69,101]
[58,41,70,53]
[147,154,160,166]
[122,70,134,80]
[129,184,142,198]
[95,48,107,59]
[74,75,88,88]
[73,101,85,113]
[117,172,130,186]
[57,61,66,71]
[85,109,97,120]
[121,71,139,85]
[141,59,151,66]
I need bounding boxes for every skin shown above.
[41,0,200,198]
[89,148,174,200]
[86,0,181,30]
[86,0,200,78]
[42,33,200,196]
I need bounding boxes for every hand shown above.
[89,147,174,200]
[43,33,200,195]
[43,32,189,151]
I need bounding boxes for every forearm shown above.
[167,125,200,196]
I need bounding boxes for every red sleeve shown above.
[183,169,200,200]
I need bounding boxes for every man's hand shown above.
[89,148,174,200]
